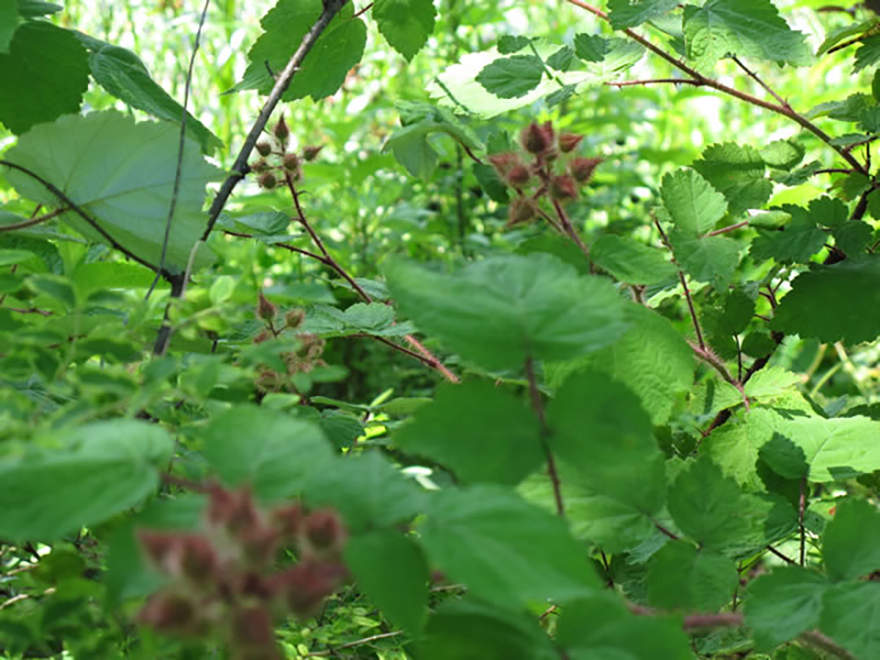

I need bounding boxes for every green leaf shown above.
[547,305,695,426]
[556,593,693,660]
[384,254,630,370]
[608,0,679,30]
[16,0,61,18]
[668,456,768,551]
[419,486,601,607]
[660,168,728,235]
[372,0,436,61]
[546,46,575,71]
[203,405,334,502]
[547,371,665,514]
[0,22,89,134]
[75,34,222,154]
[820,582,880,659]
[745,567,828,650]
[647,541,738,611]
[744,366,802,402]
[855,33,880,73]
[394,381,543,485]
[284,15,366,101]
[693,143,772,216]
[3,111,222,273]
[750,206,826,265]
[682,0,811,70]
[0,420,172,541]
[498,35,531,54]
[773,256,880,344]
[823,499,880,582]
[704,408,880,487]
[344,530,428,633]
[833,220,873,256]
[759,140,805,170]
[304,452,425,533]
[418,598,559,660]
[591,234,677,285]
[28,274,76,308]
[476,55,545,99]
[0,0,20,53]
[669,230,741,290]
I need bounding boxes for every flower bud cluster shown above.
[249,115,323,191]
[486,120,604,228]
[137,484,348,658]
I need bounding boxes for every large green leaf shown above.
[682,0,811,70]
[0,420,173,541]
[547,371,665,514]
[704,408,880,487]
[608,0,679,29]
[750,205,826,265]
[591,234,677,286]
[394,381,544,485]
[372,0,435,61]
[476,55,546,99]
[822,499,880,582]
[745,567,828,650]
[773,256,880,344]
[647,541,738,612]
[548,305,694,426]
[75,34,221,154]
[0,22,89,134]
[3,111,221,273]
[693,143,772,216]
[418,598,559,660]
[0,0,20,53]
[669,230,741,290]
[820,583,880,659]
[419,486,601,607]
[556,593,693,660]
[660,168,728,235]
[304,452,425,533]
[344,530,428,633]
[203,405,335,502]
[384,254,630,370]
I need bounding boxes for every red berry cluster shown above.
[489,121,602,227]
[251,115,323,191]
[137,484,347,659]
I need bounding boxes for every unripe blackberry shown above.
[506,165,532,186]
[273,116,290,141]
[570,157,602,184]
[256,142,272,157]
[258,172,278,190]
[550,174,578,201]
[303,145,323,161]
[558,132,584,153]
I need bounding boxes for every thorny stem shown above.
[731,55,791,110]
[565,0,871,177]
[525,357,565,516]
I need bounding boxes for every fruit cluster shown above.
[138,484,347,660]
[251,116,323,191]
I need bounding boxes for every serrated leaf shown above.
[693,143,772,216]
[822,499,880,582]
[669,230,741,290]
[3,111,221,273]
[384,254,630,370]
[647,541,738,611]
[810,196,849,228]
[773,256,880,344]
[745,567,828,650]
[373,0,436,61]
[573,33,609,62]
[547,371,665,514]
[0,22,89,134]
[75,34,221,154]
[760,140,805,170]
[683,0,811,70]
[344,531,428,633]
[750,206,825,265]
[0,420,173,541]
[419,486,601,607]
[591,234,677,285]
[661,168,728,235]
[744,367,801,401]
[834,220,873,256]
[498,35,531,54]
[608,0,679,30]
[394,381,544,486]
[547,46,575,71]
[855,33,880,73]
[704,408,880,488]
[820,582,880,659]
[203,405,335,502]
[476,55,545,99]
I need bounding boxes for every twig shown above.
[564,0,871,177]
[766,544,796,565]
[799,476,807,566]
[306,631,402,657]
[146,0,212,301]
[607,78,702,87]
[706,220,748,237]
[0,207,66,232]
[731,55,791,110]
[525,357,564,516]
[352,2,373,18]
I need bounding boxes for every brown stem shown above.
[0,207,66,232]
[799,475,807,566]
[525,357,564,516]
[731,55,791,110]
[607,78,702,87]
[706,220,749,237]
[564,0,871,176]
